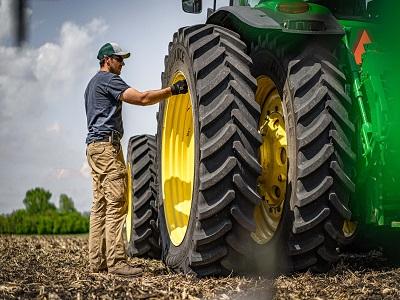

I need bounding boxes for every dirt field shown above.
[0,235,399,300]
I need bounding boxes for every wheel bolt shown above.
[278,174,287,182]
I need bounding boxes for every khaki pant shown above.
[86,141,128,271]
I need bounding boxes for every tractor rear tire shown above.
[250,42,355,273]
[285,45,356,272]
[157,24,261,277]
[126,135,161,259]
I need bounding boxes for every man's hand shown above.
[120,80,188,106]
[170,80,188,95]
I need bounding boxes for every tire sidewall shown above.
[157,34,200,272]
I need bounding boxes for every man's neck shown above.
[100,66,110,72]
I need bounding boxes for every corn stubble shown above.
[0,235,399,299]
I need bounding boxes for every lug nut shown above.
[278,174,287,182]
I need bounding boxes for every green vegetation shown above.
[0,187,89,234]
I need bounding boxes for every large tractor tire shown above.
[157,24,262,276]
[125,135,161,258]
[249,41,355,273]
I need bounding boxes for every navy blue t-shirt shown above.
[85,71,130,144]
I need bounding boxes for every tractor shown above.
[124,0,400,276]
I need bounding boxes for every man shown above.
[85,42,188,277]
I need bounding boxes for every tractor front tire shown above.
[157,24,261,277]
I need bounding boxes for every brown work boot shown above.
[108,263,143,277]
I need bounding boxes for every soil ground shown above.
[1,235,399,300]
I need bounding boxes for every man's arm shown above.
[120,87,172,106]
[120,80,188,106]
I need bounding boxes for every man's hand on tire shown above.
[170,80,188,95]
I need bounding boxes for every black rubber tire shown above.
[126,135,161,259]
[157,24,262,277]
[287,45,356,272]
[250,41,355,273]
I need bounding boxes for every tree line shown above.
[0,187,89,234]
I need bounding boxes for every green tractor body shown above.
[125,0,400,276]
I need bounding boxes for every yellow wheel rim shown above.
[126,162,132,243]
[343,220,357,238]
[252,76,288,245]
[162,72,194,246]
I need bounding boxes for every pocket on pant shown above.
[105,172,127,203]
[87,144,108,173]
[88,144,106,156]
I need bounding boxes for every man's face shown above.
[106,55,124,75]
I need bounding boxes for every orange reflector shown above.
[278,2,309,14]
[353,30,372,65]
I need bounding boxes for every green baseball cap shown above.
[97,42,130,60]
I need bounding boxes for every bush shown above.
[0,211,89,234]
[0,188,89,234]
[23,188,56,214]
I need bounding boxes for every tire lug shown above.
[196,221,201,229]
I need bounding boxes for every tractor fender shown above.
[206,6,344,36]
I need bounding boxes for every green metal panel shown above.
[356,47,398,226]
[337,12,400,228]
[207,0,344,35]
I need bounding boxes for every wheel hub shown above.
[252,76,288,245]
